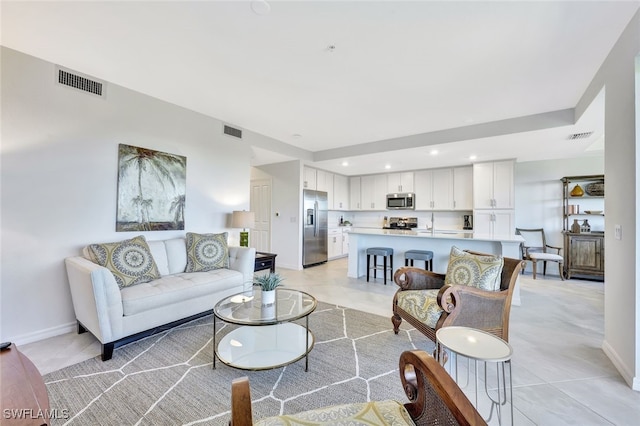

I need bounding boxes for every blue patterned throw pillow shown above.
[88,235,161,289]
[185,232,229,272]
[444,246,504,291]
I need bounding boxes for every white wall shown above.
[252,161,302,270]
[573,10,640,389]
[515,156,605,275]
[0,47,261,344]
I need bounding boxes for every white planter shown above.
[261,289,276,306]
[261,303,276,319]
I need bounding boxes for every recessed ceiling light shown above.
[342,161,349,167]
[430,149,439,155]
[385,164,391,170]
[292,134,302,139]
[251,0,271,15]
[469,155,477,160]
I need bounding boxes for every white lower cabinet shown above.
[329,228,350,259]
[473,210,515,237]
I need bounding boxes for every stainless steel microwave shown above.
[386,193,415,210]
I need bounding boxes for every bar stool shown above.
[405,249,434,271]
[366,247,394,285]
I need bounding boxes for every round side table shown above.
[436,326,513,425]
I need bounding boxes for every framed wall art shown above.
[116,144,187,231]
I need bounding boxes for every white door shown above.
[453,166,473,210]
[250,178,272,252]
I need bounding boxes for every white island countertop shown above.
[346,227,524,305]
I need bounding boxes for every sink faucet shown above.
[430,212,435,235]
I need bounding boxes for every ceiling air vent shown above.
[57,68,104,97]
[568,131,594,140]
[223,124,243,139]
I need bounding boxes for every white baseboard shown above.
[602,338,639,390]
[10,321,76,346]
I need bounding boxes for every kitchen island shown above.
[347,228,525,305]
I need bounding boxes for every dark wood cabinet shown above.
[564,233,604,280]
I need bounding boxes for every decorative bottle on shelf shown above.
[570,184,584,197]
[571,219,581,233]
[581,219,591,233]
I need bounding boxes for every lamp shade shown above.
[232,211,255,229]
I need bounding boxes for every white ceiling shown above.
[2,1,638,176]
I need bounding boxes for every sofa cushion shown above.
[185,232,229,272]
[146,238,188,276]
[444,246,503,291]
[397,289,442,329]
[88,235,161,289]
[120,268,242,316]
[254,400,415,426]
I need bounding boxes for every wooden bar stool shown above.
[366,247,394,285]
[404,249,434,271]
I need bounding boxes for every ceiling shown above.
[2,1,638,176]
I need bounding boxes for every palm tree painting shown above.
[116,144,187,231]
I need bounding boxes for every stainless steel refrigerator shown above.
[303,189,328,267]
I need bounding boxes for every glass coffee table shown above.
[213,288,317,371]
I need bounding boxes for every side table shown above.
[1,344,51,425]
[436,326,513,425]
[255,252,277,273]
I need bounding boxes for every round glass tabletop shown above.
[214,288,317,325]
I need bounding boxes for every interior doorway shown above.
[250,178,272,252]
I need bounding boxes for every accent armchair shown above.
[515,228,564,280]
[230,350,487,426]
[391,247,524,344]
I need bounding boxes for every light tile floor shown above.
[20,258,640,425]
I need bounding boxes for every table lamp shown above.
[232,210,255,247]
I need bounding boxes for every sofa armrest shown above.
[228,247,257,291]
[64,256,124,344]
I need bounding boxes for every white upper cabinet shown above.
[473,160,514,209]
[333,174,349,210]
[316,169,332,193]
[349,177,361,210]
[387,172,414,193]
[452,166,473,210]
[303,167,317,190]
[361,174,388,210]
[414,169,453,210]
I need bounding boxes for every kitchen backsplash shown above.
[328,210,470,230]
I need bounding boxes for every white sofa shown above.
[65,237,256,361]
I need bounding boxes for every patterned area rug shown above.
[43,302,434,425]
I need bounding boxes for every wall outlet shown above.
[615,224,622,240]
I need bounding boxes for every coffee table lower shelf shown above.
[215,323,314,371]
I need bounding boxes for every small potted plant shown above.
[254,272,284,305]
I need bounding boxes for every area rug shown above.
[43,302,434,425]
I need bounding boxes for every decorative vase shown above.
[261,289,276,306]
[570,184,584,197]
[571,219,581,233]
[581,219,591,233]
